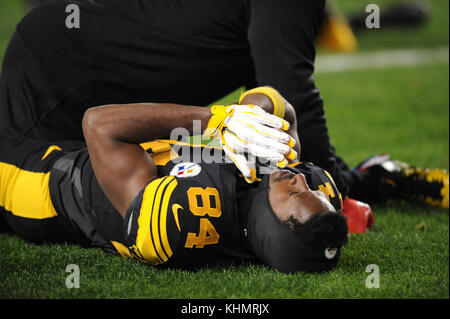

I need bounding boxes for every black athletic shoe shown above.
[354,155,449,208]
[387,160,449,209]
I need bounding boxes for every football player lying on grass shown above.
[0,87,349,274]
[0,86,447,273]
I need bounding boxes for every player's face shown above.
[268,170,337,224]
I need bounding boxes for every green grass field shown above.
[0,0,448,299]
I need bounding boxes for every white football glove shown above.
[204,104,297,183]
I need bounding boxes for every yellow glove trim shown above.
[286,149,297,161]
[239,86,286,119]
[245,167,257,183]
[287,137,296,148]
[277,158,288,168]
[203,105,228,138]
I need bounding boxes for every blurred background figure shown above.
[317,0,430,52]
[317,1,360,53]
[348,1,429,31]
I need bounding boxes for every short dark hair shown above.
[285,211,349,249]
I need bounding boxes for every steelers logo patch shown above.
[324,247,338,259]
[170,162,202,178]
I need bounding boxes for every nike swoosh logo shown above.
[172,204,183,232]
[127,211,134,236]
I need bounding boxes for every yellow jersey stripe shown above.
[140,141,172,153]
[110,241,132,258]
[145,139,223,151]
[150,176,174,263]
[151,149,180,166]
[135,177,167,265]
[0,162,58,219]
[159,178,178,259]
[141,139,222,166]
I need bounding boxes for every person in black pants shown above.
[0,0,355,200]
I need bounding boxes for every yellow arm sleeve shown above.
[239,86,286,119]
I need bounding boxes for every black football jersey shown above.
[112,141,343,269]
[49,139,342,269]
[112,140,254,269]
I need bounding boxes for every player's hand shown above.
[204,104,297,183]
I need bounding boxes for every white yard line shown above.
[315,46,449,74]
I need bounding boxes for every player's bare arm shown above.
[82,90,298,218]
[82,103,212,217]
